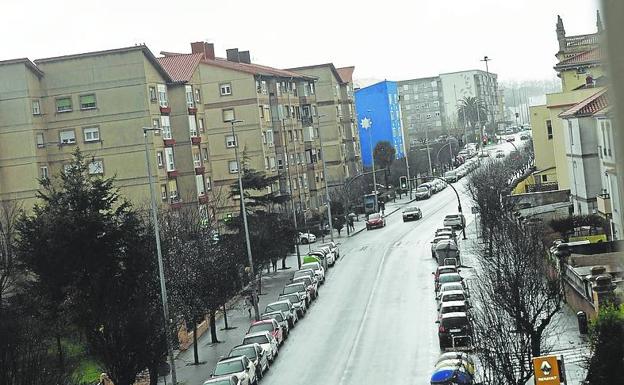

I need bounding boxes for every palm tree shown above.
[457,96,488,131]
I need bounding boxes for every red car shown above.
[366,213,386,230]
[247,319,284,346]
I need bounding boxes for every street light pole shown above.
[229,119,260,321]
[142,127,177,385]
[316,113,334,242]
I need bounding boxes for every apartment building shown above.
[0,46,204,210]
[288,63,362,186]
[397,77,445,147]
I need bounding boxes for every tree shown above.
[16,149,167,385]
[373,141,396,189]
[457,96,488,132]
[0,200,22,309]
[585,305,624,384]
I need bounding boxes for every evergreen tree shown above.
[586,305,624,384]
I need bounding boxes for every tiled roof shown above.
[204,57,315,80]
[157,53,203,83]
[336,66,355,83]
[287,63,345,83]
[557,47,604,68]
[559,89,609,118]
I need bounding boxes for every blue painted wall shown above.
[355,80,405,167]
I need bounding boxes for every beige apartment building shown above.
[288,64,362,188]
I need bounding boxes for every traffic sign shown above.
[532,355,561,385]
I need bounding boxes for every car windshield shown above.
[443,293,466,302]
[282,285,304,295]
[280,294,300,303]
[266,303,289,312]
[417,187,429,193]
[301,263,320,270]
[438,268,456,275]
[369,213,381,220]
[294,270,313,280]
[249,323,274,334]
[243,335,269,345]
[439,274,461,283]
[214,360,244,375]
[445,215,459,219]
[293,277,312,286]
[404,207,419,212]
[442,305,466,314]
[262,313,284,322]
[441,283,464,292]
[230,346,256,360]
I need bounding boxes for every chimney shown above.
[226,48,240,63]
[190,41,215,60]
[239,51,251,64]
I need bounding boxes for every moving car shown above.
[366,213,386,230]
[415,185,432,200]
[520,134,530,140]
[228,343,270,379]
[242,331,279,363]
[278,293,306,318]
[247,319,284,346]
[301,261,325,283]
[402,206,422,222]
[477,150,490,158]
[298,232,316,244]
[436,312,473,351]
[210,356,257,385]
[265,300,298,328]
[443,214,465,229]
[495,149,505,159]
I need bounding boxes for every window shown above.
[269,157,276,170]
[160,185,168,201]
[292,177,298,190]
[157,84,168,107]
[264,157,269,169]
[40,166,49,179]
[152,118,160,129]
[226,135,237,148]
[195,88,201,103]
[205,176,212,190]
[218,83,232,96]
[59,130,76,144]
[157,151,164,167]
[149,86,157,102]
[266,130,274,147]
[293,129,298,141]
[259,106,265,120]
[229,160,239,173]
[165,148,175,171]
[435,112,441,117]
[36,133,45,148]
[222,108,235,122]
[185,85,194,107]
[198,118,205,133]
[88,160,104,175]
[80,94,96,110]
[404,94,410,101]
[202,147,209,161]
[189,116,198,137]
[546,120,553,140]
[32,100,41,115]
[161,116,172,139]
[264,106,271,122]
[193,151,201,167]
[56,97,72,113]
[83,127,100,142]
[542,175,548,182]
[196,175,205,196]
[277,156,284,170]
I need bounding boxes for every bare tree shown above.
[0,200,23,308]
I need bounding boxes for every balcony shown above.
[301,116,314,127]
[597,193,612,216]
[159,106,171,114]
[163,138,176,147]
[188,107,197,115]
[191,136,202,145]
[169,195,182,209]
[195,166,205,175]
[167,170,179,178]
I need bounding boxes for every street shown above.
[261,180,473,385]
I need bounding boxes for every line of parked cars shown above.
[415,178,447,200]
[204,241,340,385]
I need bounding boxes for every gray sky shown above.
[4,0,600,82]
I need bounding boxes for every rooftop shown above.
[556,46,605,70]
[559,88,609,118]
[157,53,203,83]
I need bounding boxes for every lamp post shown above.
[361,112,378,212]
[316,113,334,242]
[229,119,260,321]
[142,127,177,385]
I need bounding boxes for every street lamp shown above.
[142,127,177,385]
[316,113,334,242]
[228,119,260,321]
[361,111,378,212]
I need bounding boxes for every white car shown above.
[443,213,465,229]
[301,261,325,283]
[242,331,279,363]
[299,232,316,244]
[210,355,257,385]
[415,186,432,200]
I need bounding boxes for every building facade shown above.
[397,77,445,147]
[354,81,405,167]
[288,63,362,186]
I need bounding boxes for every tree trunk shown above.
[223,303,229,329]
[193,321,199,365]
[209,310,219,343]
[281,256,287,269]
[530,331,542,358]
[149,363,159,385]
[56,333,64,373]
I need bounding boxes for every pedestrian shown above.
[348,216,354,231]
[379,200,385,215]
[245,293,253,318]
[271,258,277,273]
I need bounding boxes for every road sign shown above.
[532,355,561,385]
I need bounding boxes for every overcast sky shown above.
[3,0,600,83]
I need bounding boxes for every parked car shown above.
[495,150,505,159]
[298,232,316,244]
[443,213,465,229]
[261,311,289,338]
[210,356,257,385]
[434,239,461,266]
[444,170,458,183]
[306,250,329,271]
[432,265,459,285]
[293,269,320,288]
[435,273,465,293]
[301,261,325,283]
[431,235,454,258]
[281,282,310,306]
[315,245,336,266]
[439,301,471,319]
[319,241,340,260]
[203,375,243,385]
[228,343,270,379]
[435,227,456,237]
[506,136,516,142]
[247,319,284,346]
[366,213,386,230]
[292,275,318,300]
[415,185,432,200]
[438,290,470,309]
[436,282,469,301]
[436,312,473,351]
[278,293,306,318]
[265,300,297,328]
[242,331,279,363]
[478,150,490,158]
[402,206,422,222]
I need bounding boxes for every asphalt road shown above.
[261,179,473,385]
